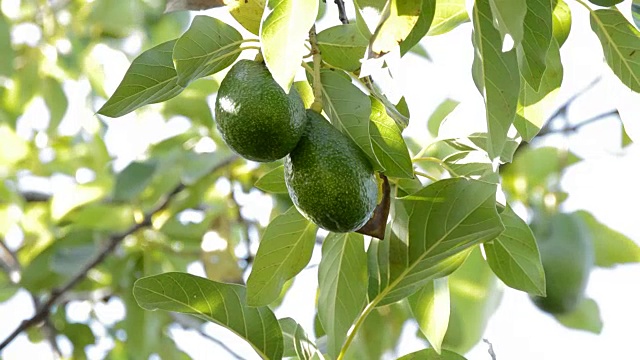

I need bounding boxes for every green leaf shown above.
[484,205,546,296]
[317,24,368,72]
[554,298,603,334]
[552,0,572,47]
[279,317,321,359]
[443,248,502,354]
[227,0,266,35]
[0,125,29,169]
[588,0,623,7]
[51,181,110,221]
[590,8,640,92]
[409,278,450,353]
[369,0,422,57]
[472,0,521,159]
[353,0,374,38]
[294,80,315,109]
[488,0,527,46]
[255,165,288,194]
[317,232,368,359]
[65,204,135,232]
[316,69,382,170]
[374,178,504,306]
[261,0,318,91]
[113,161,157,202]
[427,98,460,137]
[0,14,14,77]
[42,77,68,133]
[398,348,467,360]
[400,0,436,55]
[97,40,184,118]
[518,0,553,91]
[573,210,640,267]
[428,0,469,36]
[133,272,283,360]
[61,323,96,359]
[173,15,243,87]
[515,39,563,141]
[246,207,318,306]
[345,303,408,359]
[369,97,414,179]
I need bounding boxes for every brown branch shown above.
[0,155,239,351]
[334,0,349,24]
[536,109,619,137]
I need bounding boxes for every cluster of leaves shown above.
[2,0,640,359]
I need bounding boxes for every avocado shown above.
[215,60,306,162]
[530,213,594,314]
[284,110,378,232]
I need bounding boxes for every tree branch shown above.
[536,109,619,137]
[0,155,239,351]
[334,0,349,24]
[308,25,323,113]
[171,314,246,360]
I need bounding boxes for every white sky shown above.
[2,1,640,360]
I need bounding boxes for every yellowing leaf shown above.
[227,0,266,35]
[370,0,422,57]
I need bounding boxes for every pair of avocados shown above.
[215,60,378,233]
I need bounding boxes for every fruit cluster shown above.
[215,60,378,233]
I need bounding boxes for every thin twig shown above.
[334,0,349,24]
[0,156,239,351]
[541,76,602,134]
[0,238,20,275]
[483,339,497,360]
[536,109,619,136]
[171,314,246,360]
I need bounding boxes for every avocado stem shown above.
[308,25,323,113]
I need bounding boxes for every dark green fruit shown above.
[215,60,306,162]
[284,110,378,233]
[530,213,594,314]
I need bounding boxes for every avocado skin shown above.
[215,60,306,162]
[284,110,378,233]
[530,213,594,314]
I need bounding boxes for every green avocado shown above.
[284,110,378,233]
[530,213,594,314]
[215,60,306,162]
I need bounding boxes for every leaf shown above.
[483,205,546,296]
[518,0,553,91]
[133,272,283,360]
[515,39,563,141]
[165,0,225,12]
[317,24,368,72]
[409,278,450,353]
[369,97,414,179]
[97,40,184,118]
[279,318,321,359]
[51,181,109,221]
[345,303,408,359]
[261,0,318,91]
[400,0,436,55]
[427,98,460,137]
[0,13,14,77]
[554,298,603,334]
[317,232,368,359]
[472,0,521,159]
[113,161,157,202]
[374,178,504,306]
[246,207,318,306]
[590,8,640,92]
[294,80,315,109]
[42,77,68,132]
[552,0,572,47]
[398,348,467,360]
[353,0,374,38]
[634,0,640,30]
[488,0,527,47]
[254,165,288,194]
[227,0,266,35]
[173,15,243,87]
[588,0,623,6]
[316,69,382,170]
[428,0,469,36]
[65,204,135,232]
[369,0,422,57]
[443,248,502,354]
[573,210,640,267]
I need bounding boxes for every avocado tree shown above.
[1,0,640,359]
